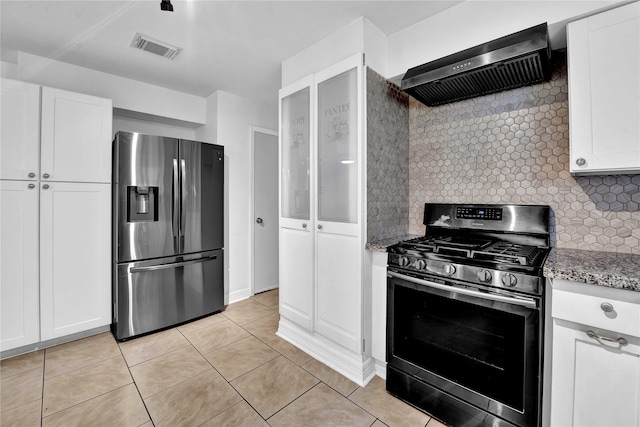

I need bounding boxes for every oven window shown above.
[393,283,536,411]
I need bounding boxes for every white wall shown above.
[282,17,389,86]
[196,91,277,303]
[386,0,628,79]
[3,51,206,125]
[112,116,198,140]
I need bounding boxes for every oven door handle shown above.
[388,271,538,309]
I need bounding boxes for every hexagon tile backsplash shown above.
[407,52,640,254]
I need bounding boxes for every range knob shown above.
[443,264,456,275]
[415,259,427,270]
[477,269,492,283]
[501,273,517,288]
[398,256,410,267]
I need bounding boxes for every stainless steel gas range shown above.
[386,203,551,427]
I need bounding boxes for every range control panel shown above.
[456,207,502,221]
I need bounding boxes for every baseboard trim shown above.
[277,318,376,387]
[1,325,111,360]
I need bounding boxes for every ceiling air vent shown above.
[130,33,180,60]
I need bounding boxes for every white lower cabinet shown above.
[0,181,40,351]
[550,279,640,426]
[1,182,112,353]
[316,232,361,353]
[39,182,112,341]
[279,225,314,330]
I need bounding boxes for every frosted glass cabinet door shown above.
[317,67,358,224]
[281,86,311,221]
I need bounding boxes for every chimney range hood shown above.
[401,23,552,107]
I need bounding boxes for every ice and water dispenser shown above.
[127,186,159,222]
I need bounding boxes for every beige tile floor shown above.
[0,289,447,427]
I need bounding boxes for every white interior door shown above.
[253,128,279,294]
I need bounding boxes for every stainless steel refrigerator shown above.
[112,131,225,340]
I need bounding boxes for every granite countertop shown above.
[366,234,421,252]
[543,247,640,292]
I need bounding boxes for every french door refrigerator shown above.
[112,131,225,340]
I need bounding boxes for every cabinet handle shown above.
[28,172,36,178]
[42,184,50,190]
[28,183,36,189]
[586,330,628,346]
[43,173,50,179]
[575,158,586,167]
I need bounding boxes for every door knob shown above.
[256,217,263,224]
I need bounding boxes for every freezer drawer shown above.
[113,249,224,340]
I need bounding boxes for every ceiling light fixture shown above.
[160,0,173,12]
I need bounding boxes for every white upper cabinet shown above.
[568,2,640,174]
[41,87,113,183]
[0,79,41,181]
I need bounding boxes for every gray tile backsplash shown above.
[366,68,410,242]
[406,52,640,254]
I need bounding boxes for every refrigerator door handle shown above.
[180,158,187,236]
[129,255,218,273]
[172,159,180,238]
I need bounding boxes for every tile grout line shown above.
[115,335,156,426]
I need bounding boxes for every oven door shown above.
[386,270,542,427]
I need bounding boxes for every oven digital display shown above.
[456,207,502,220]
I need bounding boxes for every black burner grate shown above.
[472,242,543,266]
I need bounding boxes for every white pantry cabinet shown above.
[568,2,640,174]
[39,182,111,341]
[0,78,113,353]
[0,181,40,350]
[550,279,640,427]
[278,54,371,384]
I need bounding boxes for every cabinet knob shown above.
[600,302,614,313]
[256,217,263,224]
[302,223,307,229]
[317,224,323,230]
[28,183,36,189]
[575,158,586,167]
[28,172,36,178]
[42,184,50,190]
[43,173,50,179]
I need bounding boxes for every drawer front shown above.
[552,280,640,337]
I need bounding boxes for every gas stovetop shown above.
[387,203,552,296]
[390,236,548,268]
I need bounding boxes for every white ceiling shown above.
[0,0,463,106]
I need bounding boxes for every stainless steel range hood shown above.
[401,23,552,107]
